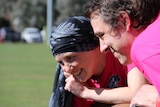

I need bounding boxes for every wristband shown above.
[156,96,160,107]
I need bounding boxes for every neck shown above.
[93,48,106,77]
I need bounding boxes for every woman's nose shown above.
[62,64,73,74]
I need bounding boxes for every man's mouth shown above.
[109,47,116,53]
[109,47,121,58]
[105,47,111,53]
[109,47,128,64]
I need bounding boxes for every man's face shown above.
[90,12,133,65]
[55,50,99,82]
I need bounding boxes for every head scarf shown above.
[50,16,99,56]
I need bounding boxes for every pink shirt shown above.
[131,13,160,94]
[72,52,128,107]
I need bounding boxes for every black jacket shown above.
[49,64,73,107]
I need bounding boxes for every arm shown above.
[64,67,148,104]
[130,84,159,107]
[129,54,160,107]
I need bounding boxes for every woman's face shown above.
[55,50,99,82]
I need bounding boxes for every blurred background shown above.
[0,0,90,43]
[0,0,89,107]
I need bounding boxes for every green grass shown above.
[0,43,57,107]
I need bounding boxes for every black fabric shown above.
[50,16,99,56]
[49,64,73,107]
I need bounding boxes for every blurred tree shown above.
[11,0,46,31]
[0,0,46,32]
[54,0,90,25]
[0,0,89,32]
[0,17,10,28]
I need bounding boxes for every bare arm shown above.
[130,84,159,107]
[64,67,148,104]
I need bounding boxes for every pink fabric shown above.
[156,96,160,107]
[127,63,136,72]
[72,52,128,107]
[131,13,160,94]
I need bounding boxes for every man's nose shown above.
[100,41,109,53]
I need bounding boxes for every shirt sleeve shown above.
[141,54,160,94]
[127,63,136,72]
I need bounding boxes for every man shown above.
[84,0,160,106]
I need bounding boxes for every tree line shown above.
[0,0,90,32]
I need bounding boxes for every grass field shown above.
[0,43,57,107]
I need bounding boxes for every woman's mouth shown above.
[73,69,83,82]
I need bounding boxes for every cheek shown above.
[101,36,113,46]
[115,39,130,54]
[118,36,130,48]
[81,58,93,71]
[109,33,126,48]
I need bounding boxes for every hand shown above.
[130,84,158,107]
[63,72,72,78]
[64,73,88,98]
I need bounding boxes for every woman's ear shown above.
[118,11,131,31]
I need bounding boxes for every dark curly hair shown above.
[84,0,160,29]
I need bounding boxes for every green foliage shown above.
[0,0,90,31]
[0,0,46,31]
[0,43,57,107]
[54,0,90,25]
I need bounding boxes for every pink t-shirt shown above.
[72,52,128,107]
[131,13,160,94]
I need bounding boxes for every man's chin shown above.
[110,48,131,65]
[116,54,128,65]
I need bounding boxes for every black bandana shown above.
[50,16,99,56]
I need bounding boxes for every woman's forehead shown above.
[55,52,77,59]
[55,51,92,59]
